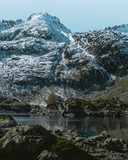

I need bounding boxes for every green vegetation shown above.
[88,75,128,104]
[105,76,128,102]
[52,137,99,160]
[47,92,58,105]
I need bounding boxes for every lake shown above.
[12,115,128,139]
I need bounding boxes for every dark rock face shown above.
[72,30,128,77]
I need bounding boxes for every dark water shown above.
[13,115,128,139]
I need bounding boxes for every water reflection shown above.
[13,116,128,139]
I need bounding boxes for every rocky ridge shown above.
[0,12,128,105]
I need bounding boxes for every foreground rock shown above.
[0,116,98,160]
[0,116,18,138]
[53,129,128,160]
[0,116,128,160]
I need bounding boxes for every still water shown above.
[13,115,128,139]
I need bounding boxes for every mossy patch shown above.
[51,137,99,160]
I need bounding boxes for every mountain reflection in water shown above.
[13,115,128,139]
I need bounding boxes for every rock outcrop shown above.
[32,98,128,118]
[53,129,128,160]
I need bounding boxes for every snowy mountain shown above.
[0,12,128,105]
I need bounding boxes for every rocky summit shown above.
[0,12,128,105]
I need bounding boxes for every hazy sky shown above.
[0,0,128,32]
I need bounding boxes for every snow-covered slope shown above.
[0,12,128,105]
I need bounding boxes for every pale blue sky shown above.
[0,0,128,32]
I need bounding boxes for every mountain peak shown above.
[27,11,53,21]
[0,11,71,42]
[27,11,71,34]
[25,11,71,42]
